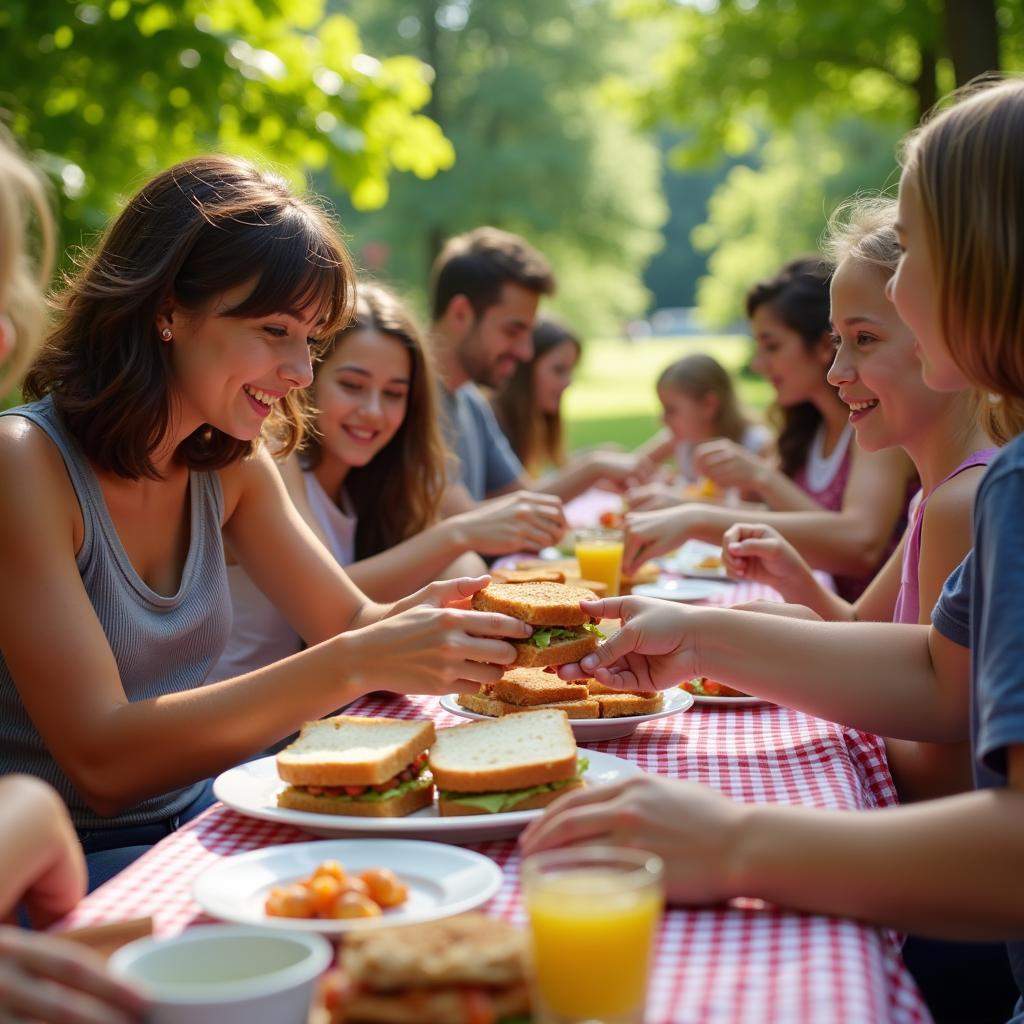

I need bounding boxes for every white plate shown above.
[439,687,693,742]
[658,540,731,580]
[192,839,501,935]
[687,692,769,707]
[214,749,642,843]
[631,578,733,602]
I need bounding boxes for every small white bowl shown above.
[108,924,332,1024]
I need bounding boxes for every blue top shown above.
[932,432,1024,1015]
[440,382,523,501]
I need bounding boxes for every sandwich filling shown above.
[290,753,431,802]
[520,623,604,650]
[438,757,588,814]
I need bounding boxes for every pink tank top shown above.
[891,448,997,624]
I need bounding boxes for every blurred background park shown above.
[3,0,1021,441]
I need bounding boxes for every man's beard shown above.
[456,329,512,389]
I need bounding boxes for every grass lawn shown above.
[565,334,773,452]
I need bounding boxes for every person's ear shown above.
[155,296,178,343]
[447,294,475,333]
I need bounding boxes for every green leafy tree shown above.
[0,0,453,253]
[332,0,667,337]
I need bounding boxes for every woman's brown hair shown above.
[657,353,752,445]
[0,131,55,395]
[491,315,581,474]
[300,282,446,560]
[23,155,353,479]
[904,76,1024,443]
[746,256,834,478]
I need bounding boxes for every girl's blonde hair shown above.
[824,195,901,273]
[657,352,753,445]
[0,132,55,394]
[903,76,1024,442]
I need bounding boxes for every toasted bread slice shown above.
[490,568,566,585]
[438,780,584,816]
[339,984,531,1024]
[429,710,578,792]
[276,716,435,787]
[621,560,659,590]
[570,576,609,598]
[594,692,664,718]
[491,667,590,705]
[457,691,600,719]
[471,582,597,627]
[587,678,631,695]
[512,631,598,669]
[276,782,434,818]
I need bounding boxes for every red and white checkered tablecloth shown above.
[56,573,930,1023]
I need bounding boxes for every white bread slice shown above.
[491,667,590,705]
[429,710,578,793]
[276,783,433,818]
[276,716,435,787]
[457,691,600,719]
[471,582,598,626]
[594,692,664,718]
[438,779,583,816]
[490,568,566,584]
[512,631,597,669]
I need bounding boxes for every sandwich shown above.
[587,678,664,717]
[471,581,603,668]
[323,913,530,1024]
[457,666,599,719]
[276,716,435,818]
[489,567,566,585]
[681,677,748,698]
[429,709,585,816]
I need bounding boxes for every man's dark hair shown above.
[431,226,555,322]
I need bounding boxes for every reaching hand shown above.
[451,491,566,556]
[585,451,657,491]
[0,926,145,1024]
[518,775,745,905]
[343,600,531,695]
[624,481,684,512]
[555,596,699,691]
[694,439,768,491]
[721,523,815,598]
[622,506,699,575]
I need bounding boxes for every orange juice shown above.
[575,530,624,597]
[526,870,661,1020]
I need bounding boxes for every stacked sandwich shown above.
[430,709,585,816]
[276,716,435,818]
[324,912,530,1024]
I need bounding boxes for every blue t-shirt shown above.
[932,432,1024,1015]
[440,383,523,501]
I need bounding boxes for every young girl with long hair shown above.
[215,282,565,678]
[623,257,916,600]
[525,77,1024,1022]
[0,157,529,888]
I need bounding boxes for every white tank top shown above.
[209,471,356,681]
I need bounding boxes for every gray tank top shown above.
[0,395,232,829]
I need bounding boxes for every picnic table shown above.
[56,569,930,1023]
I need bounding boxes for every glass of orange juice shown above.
[522,846,664,1024]
[574,527,624,597]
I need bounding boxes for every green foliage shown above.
[0,0,453,253]
[332,0,667,337]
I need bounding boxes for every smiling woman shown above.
[0,159,534,891]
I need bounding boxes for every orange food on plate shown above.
[680,677,748,698]
[265,858,408,920]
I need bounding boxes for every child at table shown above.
[214,281,567,678]
[623,257,916,600]
[629,352,772,506]
[524,77,1024,1024]
[722,196,996,802]
[0,156,530,890]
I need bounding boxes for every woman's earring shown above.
[160,328,172,341]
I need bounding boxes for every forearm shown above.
[752,468,824,511]
[345,521,466,602]
[777,573,856,621]
[732,789,1024,939]
[695,608,962,740]
[532,456,599,502]
[61,639,369,816]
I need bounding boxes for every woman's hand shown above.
[556,596,699,691]
[519,775,746,905]
[0,926,145,1024]
[582,451,656,491]
[694,439,769,492]
[721,523,816,597]
[623,481,684,512]
[340,600,531,695]
[450,491,566,556]
[622,506,699,575]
